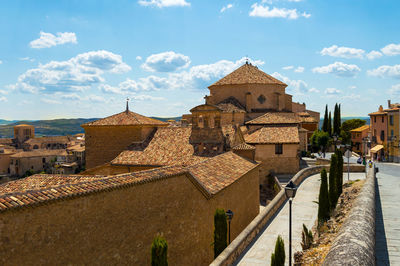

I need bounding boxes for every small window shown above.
[275,144,283,154]
[390,115,394,126]
[391,130,394,137]
[42,158,46,163]
[374,117,376,123]
[380,130,385,141]
[382,116,384,123]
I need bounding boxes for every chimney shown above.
[388,100,391,108]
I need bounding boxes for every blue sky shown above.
[0,0,400,120]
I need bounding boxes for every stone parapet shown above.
[322,167,375,266]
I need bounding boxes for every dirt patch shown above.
[294,179,365,265]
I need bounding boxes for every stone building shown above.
[22,135,73,151]
[82,104,168,170]
[13,124,34,148]
[0,145,16,175]
[350,125,371,155]
[0,151,260,265]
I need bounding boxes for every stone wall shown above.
[210,165,366,266]
[0,166,260,266]
[255,144,299,176]
[322,168,375,265]
[84,126,155,169]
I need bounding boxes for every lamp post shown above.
[285,181,298,266]
[226,210,233,244]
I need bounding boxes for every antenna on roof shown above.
[126,97,130,113]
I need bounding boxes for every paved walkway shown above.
[375,163,400,265]
[235,172,366,265]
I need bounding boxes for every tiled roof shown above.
[351,125,370,132]
[368,111,387,116]
[0,152,258,212]
[209,63,287,87]
[246,112,300,125]
[216,97,246,113]
[0,138,13,145]
[24,136,71,145]
[82,110,167,127]
[245,126,300,144]
[186,151,258,195]
[13,124,33,127]
[233,143,256,150]
[112,127,205,167]
[295,112,318,123]
[10,149,67,158]
[384,107,400,112]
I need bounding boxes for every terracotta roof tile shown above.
[11,149,68,158]
[82,110,168,127]
[295,112,318,123]
[350,125,370,132]
[246,112,300,125]
[245,126,300,144]
[232,143,256,150]
[210,63,287,87]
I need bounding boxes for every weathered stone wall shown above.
[221,112,245,126]
[0,166,260,266]
[322,168,375,266]
[84,126,156,169]
[210,165,366,266]
[255,144,299,176]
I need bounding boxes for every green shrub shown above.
[318,168,330,223]
[151,235,168,266]
[336,150,344,196]
[213,208,227,258]
[329,154,338,210]
[301,224,313,250]
[271,235,285,266]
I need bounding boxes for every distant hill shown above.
[319,117,370,129]
[0,116,182,138]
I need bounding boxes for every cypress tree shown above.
[328,111,332,137]
[336,149,344,197]
[271,235,285,266]
[214,208,227,258]
[322,105,328,132]
[329,154,338,210]
[318,168,330,223]
[151,235,168,266]
[338,104,342,133]
[333,104,338,135]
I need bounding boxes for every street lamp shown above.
[226,210,234,244]
[285,181,298,266]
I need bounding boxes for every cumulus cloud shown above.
[367,65,400,79]
[30,31,77,49]
[136,56,142,60]
[0,89,8,95]
[249,4,310,19]
[0,60,2,64]
[282,66,294,70]
[366,50,383,60]
[271,72,309,95]
[294,66,304,73]
[320,45,365,59]
[388,84,400,95]
[325,88,341,95]
[142,51,191,72]
[19,57,35,62]
[309,87,320,93]
[138,0,190,8]
[342,93,360,99]
[0,96,6,102]
[381,43,400,56]
[9,50,131,94]
[221,4,233,13]
[41,98,61,104]
[312,62,361,77]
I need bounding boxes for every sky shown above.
[0,0,400,120]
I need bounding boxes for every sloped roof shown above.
[11,149,68,158]
[24,136,72,145]
[216,97,246,113]
[350,125,370,132]
[245,126,300,144]
[82,110,167,127]
[209,63,287,87]
[0,152,258,212]
[233,143,256,150]
[246,112,300,125]
[295,112,318,123]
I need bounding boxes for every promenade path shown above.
[235,172,366,266]
[375,163,400,265]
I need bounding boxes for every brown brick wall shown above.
[84,126,156,169]
[0,166,260,266]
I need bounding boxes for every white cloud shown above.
[131,95,166,101]
[348,85,357,90]
[30,31,77,49]
[388,84,400,95]
[342,93,360,100]
[0,96,6,102]
[0,60,2,64]
[381,43,400,56]
[138,0,190,8]
[0,89,8,95]
[57,93,81,101]
[271,72,309,95]
[249,4,310,19]
[312,62,361,77]
[9,50,131,94]
[309,87,320,93]
[41,98,61,104]
[142,51,191,72]
[294,66,304,73]
[136,56,142,60]
[366,50,382,60]
[282,66,294,70]
[320,45,365,59]
[221,4,233,13]
[19,57,35,62]
[86,95,107,103]
[325,88,341,95]
[367,65,400,79]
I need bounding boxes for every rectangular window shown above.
[380,130,385,141]
[275,144,283,154]
[391,130,394,137]
[390,115,394,125]
[374,117,376,123]
[382,116,384,123]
